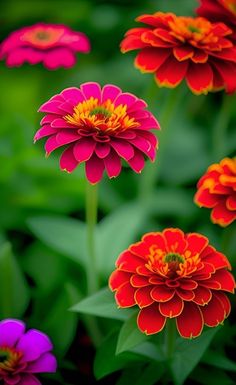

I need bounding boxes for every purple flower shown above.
[0,319,57,385]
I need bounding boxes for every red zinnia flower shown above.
[197,0,236,41]
[109,228,235,338]
[194,157,236,227]
[120,12,236,94]
[35,82,160,183]
[0,23,90,70]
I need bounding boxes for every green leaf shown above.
[94,330,143,379]
[116,362,165,385]
[71,287,133,320]
[170,328,219,385]
[41,283,80,357]
[190,367,234,385]
[27,215,87,265]
[202,350,236,372]
[97,203,147,276]
[130,340,165,362]
[116,312,147,354]
[0,243,30,318]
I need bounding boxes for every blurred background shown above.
[0,0,236,384]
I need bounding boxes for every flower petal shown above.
[155,57,188,88]
[0,319,25,348]
[163,228,187,254]
[109,270,132,291]
[104,150,122,178]
[127,150,145,173]
[186,62,213,94]
[101,84,122,103]
[80,82,102,102]
[73,138,96,162]
[85,154,104,184]
[115,281,136,307]
[43,47,76,70]
[150,286,175,302]
[59,146,78,173]
[137,304,166,335]
[201,293,226,326]
[192,286,212,305]
[116,250,144,271]
[135,286,154,308]
[159,295,183,318]
[135,47,170,72]
[16,330,53,362]
[26,352,57,373]
[211,201,236,226]
[176,302,203,338]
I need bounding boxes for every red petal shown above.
[115,282,136,308]
[159,295,183,318]
[192,50,208,63]
[203,251,231,270]
[211,201,236,226]
[192,286,212,306]
[116,250,143,272]
[135,47,170,72]
[155,57,188,88]
[137,304,166,335]
[193,262,215,280]
[212,61,236,93]
[150,286,175,302]
[109,270,132,291]
[179,279,198,290]
[176,288,194,301]
[210,269,235,293]
[226,195,236,210]
[135,286,154,308]
[214,292,231,318]
[142,232,166,250]
[173,46,193,61]
[120,28,149,53]
[201,293,226,327]
[194,188,221,208]
[95,143,110,159]
[186,63,213,94]
[176,302,203,338]
[185,233,209,255]
[163,228,187,254]
[129,241,150,259]
[130,274,150,288]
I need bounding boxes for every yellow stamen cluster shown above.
[0,347,22,372]
[64,97,140,134]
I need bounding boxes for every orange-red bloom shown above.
[120,12,236,94]
[195,157,236,226]
[109,228,235,338]
[197,0,236,41]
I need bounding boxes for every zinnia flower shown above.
[0,319,57,385]
[35,82,160,184]
[194,157,236,226]
[120,12,236,94]
[197,0,236,41]
[109,228,235,338]
[0,23,90,69]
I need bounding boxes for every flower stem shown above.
[212,94,232,160]
[165,319,176,361]
[85,181,99,294]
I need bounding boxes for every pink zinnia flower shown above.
[0,23,90,70]
[34,82,160,184]
[0,319,57,385]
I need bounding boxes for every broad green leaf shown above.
[170,328,219,385]
[97,203,147,276]
[202,350,236,372]
[130,341,165,362]
[116,362,165,385]
[116,312,147,354]
[94,330,143,380]
[190,367,234,385]
[71,287,133,320]
[27,215,87,265]
[41,283,80,357]
[0,243,29,318]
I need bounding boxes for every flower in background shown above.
[120,12,236,94]
[109,228,235,338]
[0,319,57,385]
[0,23,90,70]
[194,157,236,226]
[197,0,236,41]
[35,82,160,184]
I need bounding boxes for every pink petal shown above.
[16,330,53,362]
[110,139,134,161]
[0,319,25,347]
[60,146,78,172]
[138,116,160,130]
[73,138,96,162]
[95,143,111,158]
[40,114,56,125]
[26,352,57,373]
[137,130,158,147]
[17,374,41,385]
[51,118,75,129]
[116,131,136,140]
[38,100,63,114]
[129,136,155,160]
[128,99,147,113]
[67,31,91,52]
[127,150,145,173]
[115,93,137,108]
[61,87,85,104]
[85,154,105,184]
[34,125,58,142]
[57,101,75,114]
[80,82,102,102]
[104,149,122,178]
[56,129,80,145]
[5,47,43,67]
[43,47,76,70]
[101,84,122,103]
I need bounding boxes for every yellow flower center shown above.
[64,97,140,135]
[146,245,201,278]
[22,27,64,47]
[0,347,22,373]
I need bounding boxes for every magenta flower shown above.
[34,82,160,184]
[0,23,90,70]
[0,319,57,385]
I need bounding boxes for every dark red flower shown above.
[109,228,235,338]
[197,0,236,41]
[195,157,236,226]
[120,12,236,94]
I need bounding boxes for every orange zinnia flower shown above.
[195,157,236,226]
[109,228,235,338]
[120,12,236,94]
[197,0,236,41]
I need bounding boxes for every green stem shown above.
[85,181,99,294]
[212,94,232,160]
[165,319,176,360]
